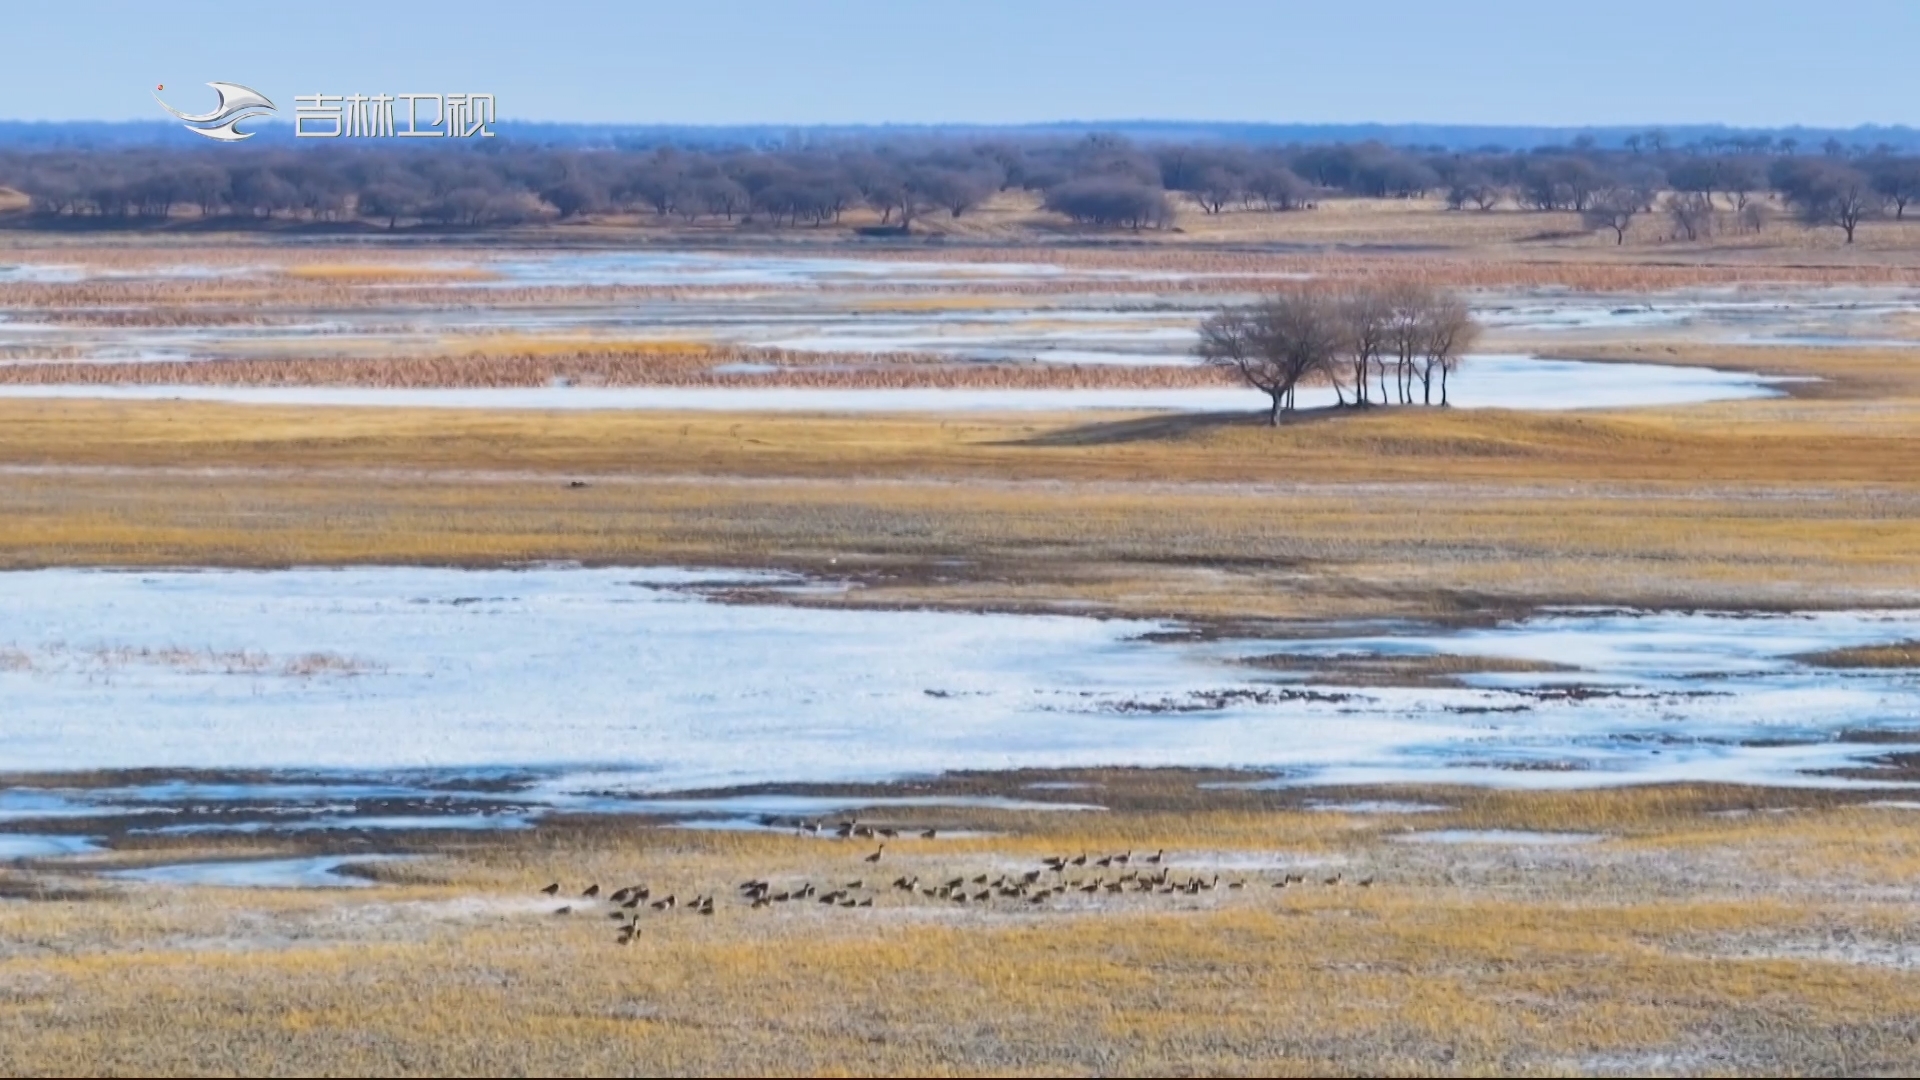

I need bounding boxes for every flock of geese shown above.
[539,822,1375,946]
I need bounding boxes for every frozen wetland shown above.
[2,567,1918,840]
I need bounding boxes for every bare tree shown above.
[1194,291,1339,424]
[1415,292,1478,406]
[1788,164,1876,242]
[1583,186,1640,244]
[1197,284,1478,421]
[1868,156,1920,219]
[1337,287,1392,406]
[1663,192,1715,242]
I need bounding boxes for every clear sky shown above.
[4,0,1916,128]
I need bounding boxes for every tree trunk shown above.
[1439,365,1450,405]
[1267,392,1281,426]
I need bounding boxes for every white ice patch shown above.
[0,834,101,858]
[107,855,404,889]
[0,354,1787,412]
[2,569,1920,799]
[1391,830,1604,845]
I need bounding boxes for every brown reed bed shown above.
[11,253,1920,318]
[0,347,1233,390]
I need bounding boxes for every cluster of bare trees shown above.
[10,133,1920,239]
[1196,284,1478,424]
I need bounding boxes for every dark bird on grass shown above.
[609,887,632,904]
[1323,874,1342,887]
[892,876,914,890]
[651,894,676,910]
[864,844,886,863]
[1115,850,1133,865]
[1095,856,1113,868]
[840,899,859,908]
[553,905,573,915]
[582,884,600,898]
[1228,882,1245,890]
[845,880,864,890]
[568,480,588,489]
[920,829,937,839]
[879,828,898,838]
[616,925,636,945]
[1145,849,1163,865]
[857,898,873,908]
[540,882,561,895]
[1358,877,1375,888]
[1070,853,1087,867]
[699,898,715,916]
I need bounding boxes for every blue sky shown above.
[4,0,1916,127]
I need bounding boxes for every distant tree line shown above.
[5,131,1920,241]
[1196,284,1479,423]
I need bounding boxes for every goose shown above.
[1145,849,1164,865]
[581,884,601,898]
[553,905,573,915]
[856,898,873,908]
[1358,877,1375,888]
[1095,856,1113,868]
[540,882,561,896]
[651,894,677,911]
[972,890,991,902]
[609,887,632,904]
[1070,853,1087,867]
[1323,874,1342,887]
[920,829,937,839]
[1115,850,1133,865]
[845,880,864,890]
[864,845,886,863]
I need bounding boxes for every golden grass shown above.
[1243,651,1575,686]
[0,396,1916,619]
[6,782,1920,1075]
[1793,641,1920,668]
[281,264,500,283]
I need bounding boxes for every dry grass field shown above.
[7,778,1920,1076]
[1,337,1917,621]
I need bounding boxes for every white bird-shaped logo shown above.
[153,82,277,142]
